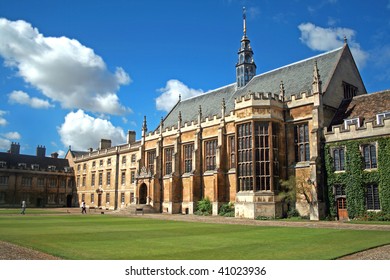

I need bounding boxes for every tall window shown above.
[366,184,380,210]
[294,123,310,162]
[106,193,110,204]
[205,139,217,171]
[147,150,156,175]
[91,173,95,187]
[165,147,173,175]
[229,136,235,169]
[255,123,270,191]
[98,172,103,186]
[106,171,111,186]
[131,170,135,183]
[122,156,127,165]
[362,144,377,169]
[334,184,346,196]
[91,193,94,204]
[183,144,193,173]
[121,193,125,204]
[22,177,32,187]
[0,176,8,185]
[237,123,253,191]
[333,147,345,171]
[121,171,126,185]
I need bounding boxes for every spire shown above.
[312,60,322,94]
[236,7,256,88]
[243,7,247,37]
[280,81,285,101]
[142,116,147,132]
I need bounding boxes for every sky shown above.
[0,0,389,157]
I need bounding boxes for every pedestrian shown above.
[81,200,86,214]
[21,200,26,215]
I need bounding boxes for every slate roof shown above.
[159,46,345,130]
[0,152,70,170]
[329,90,390,128]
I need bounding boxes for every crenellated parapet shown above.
[325,117,390,143]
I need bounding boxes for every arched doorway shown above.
[139,183,147,204]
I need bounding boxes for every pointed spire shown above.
[198,105,202,127]
[159,117,164,134]
[243,7,247,37]
[312,60,322,94]
[221,98,226,118]
[344,35,348,44]
[179,94,181,102]
[142,115,147,132]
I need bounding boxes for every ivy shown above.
[325,137,390,219]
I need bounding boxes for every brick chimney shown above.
[51,152,59,158]
[9,142,20,154]
[36,145,46,157]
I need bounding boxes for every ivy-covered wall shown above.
[325,137,390,219]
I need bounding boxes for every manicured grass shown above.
[0,214,389,260]
[0,209,65,215]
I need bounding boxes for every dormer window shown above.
[0,161,6,168]
[376,112,390,125]
[344,118,361,130]
[18,163,26,169]
[48,165,56,171]
[31,164,39,170]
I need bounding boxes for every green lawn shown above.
[0,214,389,260]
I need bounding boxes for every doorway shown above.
[337,197,348,220]
[139,183,147,204]
[66,195,72,207]
[98,194,102,208]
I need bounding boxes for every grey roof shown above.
[0,152,70,170]
[159,46,345,130]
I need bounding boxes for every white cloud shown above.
[0,138,11,151]
[57,110,126,151]
[8,90,54,109]
[2,131,21,140]
[156,79,204,112]
[0,18,131,115]
[0,110,7,126]
[298,22,368,68]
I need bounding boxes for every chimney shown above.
[36,145,46,157]
[127,130,136,144]
[9,142,20,155]
[51,152,59,158]
[99,139,112,150]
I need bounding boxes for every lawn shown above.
[0,214,389,260]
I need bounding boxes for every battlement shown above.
[325,117,390,143]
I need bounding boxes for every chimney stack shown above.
[127,130,136,144]
[9,142,20,155]
[36,145,46,157]
[51,152,59,158]
[99,139,112,150]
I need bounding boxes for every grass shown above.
[0,214,389,260]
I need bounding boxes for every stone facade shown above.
[0,143,75,208]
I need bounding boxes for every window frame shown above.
[204,139,217,171]
[183,143,194,173]
[362,143,377,169]
[294,123,310,162]
[366,184,380,211]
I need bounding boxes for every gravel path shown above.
[1,209,389,260]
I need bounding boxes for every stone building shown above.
[134,15,367,220]
[65,131,140,210]
[0,143,75,208]
[324,90,390,220]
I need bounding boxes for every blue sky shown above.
[0,0,389,156]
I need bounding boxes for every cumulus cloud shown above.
[2,131,21,140]
[156,79,204,112]
[8,90,54,109]
[0,110,7,126]
[0,18,131,115]
[57,110,126,151]
[0,138,11,151]
[298,22,368,68]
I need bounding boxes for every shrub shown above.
[219,202,235,217]
[287,208,300,218]
[357,211,390,221]
[195,197,212,216]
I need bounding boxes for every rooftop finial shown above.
[243,7,247,36]
[344,35,347,44]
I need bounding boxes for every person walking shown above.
[81,200,86,214]
[21,200,26,215]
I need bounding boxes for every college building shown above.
[1,13,389,220]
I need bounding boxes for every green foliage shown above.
[218,202,235,217]
[325,137,390,219]
[356,211,390,221]
[195,197,212,216]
